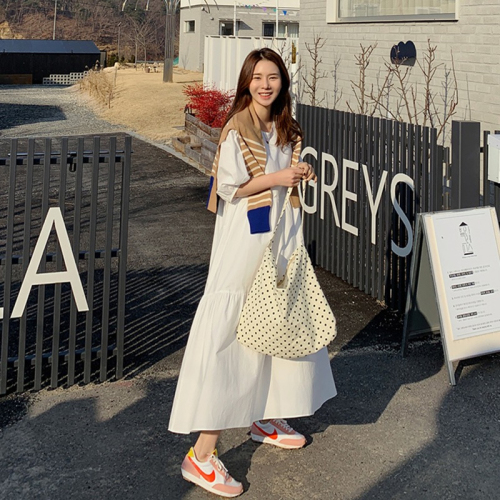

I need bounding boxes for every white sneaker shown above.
[251,419,307,449]
[181,447,243,498]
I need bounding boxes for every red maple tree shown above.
[183,83,234,128]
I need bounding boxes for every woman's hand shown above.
[235,162,316,197]
[297,162,317,182]
[273,166,304,187]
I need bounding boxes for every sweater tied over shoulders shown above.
[206,103,302,234]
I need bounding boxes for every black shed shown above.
[0,39,101,84]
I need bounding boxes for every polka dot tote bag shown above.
[237,188,337,359]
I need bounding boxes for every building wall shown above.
[298,0,500,138]
[179,7,204,71]
[179,1,300,72]
[0,53,98,84]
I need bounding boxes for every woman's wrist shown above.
[266,171,279,188]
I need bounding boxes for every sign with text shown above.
[402,207,500,385]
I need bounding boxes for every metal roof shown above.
[0,39,100,54]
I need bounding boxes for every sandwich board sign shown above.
[402,207,500,385]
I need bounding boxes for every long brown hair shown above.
[223,48,302,148]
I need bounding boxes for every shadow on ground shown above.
[353,358,500,500]
[1,348,499,499]
[0,103,66,131]
[122,265,208,378]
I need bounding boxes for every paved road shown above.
[0,86,499,500]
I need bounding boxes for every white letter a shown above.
[10,207,89,319]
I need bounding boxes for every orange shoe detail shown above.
[187,456,216,482]
[252,422,278,439]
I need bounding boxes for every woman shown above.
[169,48,337,498]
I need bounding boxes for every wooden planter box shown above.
[172,114,220,175]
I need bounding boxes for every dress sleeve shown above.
[216,130,250,203]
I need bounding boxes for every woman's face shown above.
[248,59,282,112]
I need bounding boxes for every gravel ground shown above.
[0,85,122,138]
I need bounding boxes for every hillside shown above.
[0,0,178,63]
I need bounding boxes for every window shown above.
[219,21,240,36]
[263,22,299,38]
[287,23,299,39]
[263,23,275,37]
[184,20,195,33]
[330,0,456,22]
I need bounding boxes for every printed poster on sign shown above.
[433,210,500,341]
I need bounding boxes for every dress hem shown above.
[168,390,337,435]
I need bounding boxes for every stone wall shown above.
[172,113,220,174]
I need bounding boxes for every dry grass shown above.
[79,70,114,108]
[77,65,204,143]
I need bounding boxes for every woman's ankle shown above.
[193,446,211,462]
[193,430,221,462]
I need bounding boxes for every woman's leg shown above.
[193,430,221,461]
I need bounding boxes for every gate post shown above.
[451,121,481,209]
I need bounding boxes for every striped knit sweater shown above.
[206,103,301,234]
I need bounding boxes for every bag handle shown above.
[271,186,294,240]
[269,184,305,247]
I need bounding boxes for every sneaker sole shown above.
[250,433,305,450]
[181,469,243,498]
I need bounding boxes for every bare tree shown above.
[348,40,458,139]
[347,43,376,115]
[125,11,160,63]
[330,54,343,110]
[301,34,327,107]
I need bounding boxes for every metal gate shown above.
[0,136,131,394]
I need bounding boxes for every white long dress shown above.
[168,128,337,434]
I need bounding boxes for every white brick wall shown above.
[299,0,500,139]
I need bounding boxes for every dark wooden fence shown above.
[0,136,131,394]
[297,104,446,312]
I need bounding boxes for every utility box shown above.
[488,134,500,183]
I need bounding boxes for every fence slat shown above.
[50,138,68,389]
[415,126,422,215]
[405,125,416,309]
[364,116,374,295]
[340,112,347,281]
[67,138,85,387]
[376,119,386,301]
[389,122,396,309]
[483,131,490,207]
[352,114,360,288]
[84,137,100,383]
[17,140,34,392]
[358,114,367,292]
[371,118,383,297]
[1,141,17,394]
[422,128,430,212]
[334,109,342,278]
[397,124,408,311]
[100,137,116,382]
[33,139,52,390]
[345,113,354,285]
[116,136,132,379]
